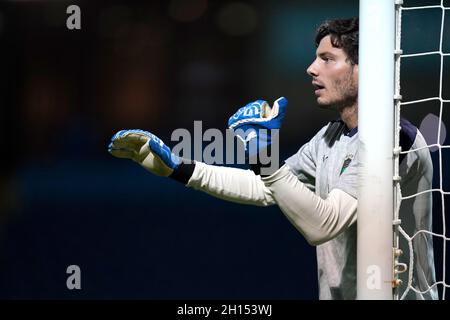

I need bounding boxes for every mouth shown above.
[312,81,325,95]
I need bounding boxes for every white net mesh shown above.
[394,0,450,300]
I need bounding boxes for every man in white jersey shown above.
[108,18,437,299]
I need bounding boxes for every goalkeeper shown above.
[108,18,437,300]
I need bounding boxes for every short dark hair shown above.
[315,18,359,65]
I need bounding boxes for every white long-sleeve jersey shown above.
[186,118,437,300]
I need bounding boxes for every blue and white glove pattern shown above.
[228,97,288,159]
[108,129,181,177]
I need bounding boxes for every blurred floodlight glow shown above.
[419,113,447,152]
[168,0,208,23]
[216,2,257,36]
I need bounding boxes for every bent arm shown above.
[186,162,275,207]
[262,165,357,245]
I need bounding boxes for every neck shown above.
[340,103,358,130]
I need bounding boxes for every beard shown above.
[317,71,358,112]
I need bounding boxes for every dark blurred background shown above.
[0,0,448,299]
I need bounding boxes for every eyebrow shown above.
[317,51,337,58]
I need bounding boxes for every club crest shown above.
[340,154,354,175]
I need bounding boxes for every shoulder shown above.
[323,120,348,147]
[399,118,433,179]
[399,117,431,156]
[400,118,419,155]
[304,120,345,150]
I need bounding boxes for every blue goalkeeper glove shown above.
[108,129,181,177]
[228,97,288,161]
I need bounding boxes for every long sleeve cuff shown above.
[169,160,196,184]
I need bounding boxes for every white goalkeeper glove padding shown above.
[228,97,288,131]
[108,129,181,177]
[228,97,288,157]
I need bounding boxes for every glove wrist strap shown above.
[169,159,195,184]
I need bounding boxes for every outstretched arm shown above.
[186,162,275,206]
[108,129,275,207]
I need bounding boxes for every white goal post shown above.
[357,0,396,300]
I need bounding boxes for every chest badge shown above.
[340,154,354,175]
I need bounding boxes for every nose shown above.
[307,58,318,77]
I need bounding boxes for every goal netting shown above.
[394,0,450,300]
